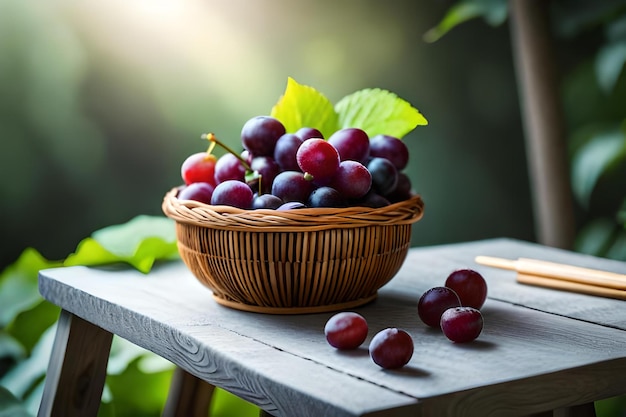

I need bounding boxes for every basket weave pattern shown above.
[162,187,424,314]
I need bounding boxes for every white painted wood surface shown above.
[38,238,626,417]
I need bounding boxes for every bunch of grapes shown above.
[324,269,488,369]
[178,115,415,210]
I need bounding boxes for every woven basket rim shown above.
[162,186,424,231]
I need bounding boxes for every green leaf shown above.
[423,0,508,43]
[63,215,179,273]
[0,331,25,362]
[210,388,260,417]
[575,218,618,256]
[6,300,59,354]
[0,386,31,417]
[335,88,428,139]
[571,129,626,207]
[270,77,339,138]
[104,357,174,417]
[0,248,61,327]
[0,324,56,399]
[595,41,626,94]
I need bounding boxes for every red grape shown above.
[417,287,461,328]
[296,138,340,183]
[240,116,285,157]
[177,182,214,204]
[327,128,370,163]
[440,307,483,343]
[331,160,372,199]
[369,328,414,369]
[369,134,409,170]
[445,269,488,309]
[210,180,253,209]
[181,152,217,187]
[324,312,368,350]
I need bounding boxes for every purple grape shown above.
[417,287,461,328]
[296,139,340,182]
[324,312,368,350]
[440,307,483,343]
[368,157,398,195]
[445,269,488,310]
[241,116,285,157]
[295,127,324,140]
[369,328,414,369]
[210,180,253,209]
[249,156,280,194]
[307,186,347,208]
[252,193,283,209]
[331,160,372,199]
[386,172,413,203]
[354,191,390,208]
[277,201,307,210]
[327,128,370,163]
[369,134,409,170]
[271,171,313,203]
[214,153,246,184]
[177,182,214,204]
[274,133,304,172]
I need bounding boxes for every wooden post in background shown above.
[509,0,576,249]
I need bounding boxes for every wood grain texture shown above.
[38,310,113,417]
[38,238,626,417]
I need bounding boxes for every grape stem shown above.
[201,132,263,193]
[201,133,251,170]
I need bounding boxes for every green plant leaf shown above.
[0,324,56,399]
[270,77,339,138]
[63,215,179,273]
[595,41,626,94]
[423,0,508,43]
[335,88,428,139]
[571,128,626,207]
[0,248,61,327]
[0,332,25,362]
[6,301,59,354]
[104,357,174,417]
[0,386,31,417]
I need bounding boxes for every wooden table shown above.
[37,238,626,417]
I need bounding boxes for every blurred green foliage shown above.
[428,0,626,261]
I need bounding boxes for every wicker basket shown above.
[162,187,424,314]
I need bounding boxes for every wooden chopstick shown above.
[475,255,626,300]
[516,273,626,300]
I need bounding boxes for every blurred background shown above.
[0,0,531,270]
[1,0,624,270]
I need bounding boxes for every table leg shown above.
[38,310,113,417]
[163,367,215,417]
